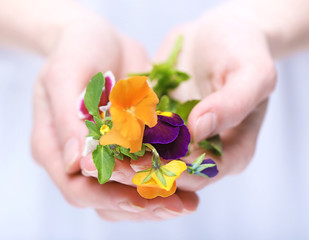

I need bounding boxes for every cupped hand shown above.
[81,4,276,193]
[153,4,276,190]
[31,13,199,221]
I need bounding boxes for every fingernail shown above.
[183,209,196,215]
[110,171,126,182]
[81,169,97,177]
[64,138,80,173]
[153,208,183,219]
[118,202,145,213]
[130,164,149,172]
[194,113,216,143]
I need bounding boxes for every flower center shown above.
[156,111,173,117]
[126,106,135,115]
[100,125,110,135]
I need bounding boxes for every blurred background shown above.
[1,0,309,239]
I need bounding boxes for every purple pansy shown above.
[78,71,115,121]
[186,158,218,178]
[143,112,191,160]
[199,159,218,177]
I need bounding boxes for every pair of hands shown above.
[31,5,276,221]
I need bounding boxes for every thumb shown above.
[188,66,276,142]
[41,57,96,174]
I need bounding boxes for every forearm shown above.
[0,0,90,55]
[234,0,309,58]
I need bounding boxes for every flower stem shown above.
[144,143,161,170]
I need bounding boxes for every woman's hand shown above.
[31,13,199,221]
[80,4,276,192]
[152,5,276,190]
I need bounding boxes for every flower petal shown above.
[157,112,184,126]
[143,122,179,144]
[99,71,115,107]
[109,76,150,109]
[136,182,177,199]
[99,128,130,149]
[134,89,159,127]
[151,160,187,191]
[110,107,143,140]
[82,137,99,156]
[153,125,191,160]
[201,159,218,178]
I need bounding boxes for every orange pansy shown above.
[100,76,159,152]
[132,160,187,199]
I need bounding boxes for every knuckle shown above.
[59,182,88,208]
[261,59,278,95]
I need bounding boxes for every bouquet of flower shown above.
[78,36,220,199]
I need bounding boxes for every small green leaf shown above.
[155,170,167,187]
[176,100,200,125]
[196,164,216,172]
[157,95,171,111]
[94,116,103,128]
[85,120,101,138]
[137,168,152,173]
[114,152,124,160]
[198,135,223,156]
[84,72,105,118]
[166,35,183,66]
[141,172,152,184]
[127,72,150,77]
[191,153,206,169]
[161,167,177,177]
[119,146,138,160]
[195,172,210,178]
[134,145,146,157]
[92,145,115,184]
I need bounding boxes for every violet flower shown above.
[186,158,218,178]
[143,112,191,160]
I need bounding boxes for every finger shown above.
[80,154,137,186]
[40,57,95,174]
[31,79,147,209]
[188,65,276,142]
[32,81,197,215]
[96,191,198,222]
[176,100,268,191]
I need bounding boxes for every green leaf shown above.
[196,164,216,172]
[119,146,138,160]
[114,152,124,160]
[85,120,101,139]
[84,72,105,118]
[161,167,177,177]
[141,172,152,184]
[176,100,200,125]
[166,35,183,66]
[191,153,206,169]
[157,95,171,111]
[155,170,167,187]
[94,116,103,128]
[137,168,152,173]
[92,145,115,184]
[127,72,150,77]
[198,135,223,156]
[134,145,146,157]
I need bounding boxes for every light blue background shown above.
[1,0,309,239]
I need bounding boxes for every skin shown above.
[2,0,309,222]
[82,8,275,192]
[31,13,199,221]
